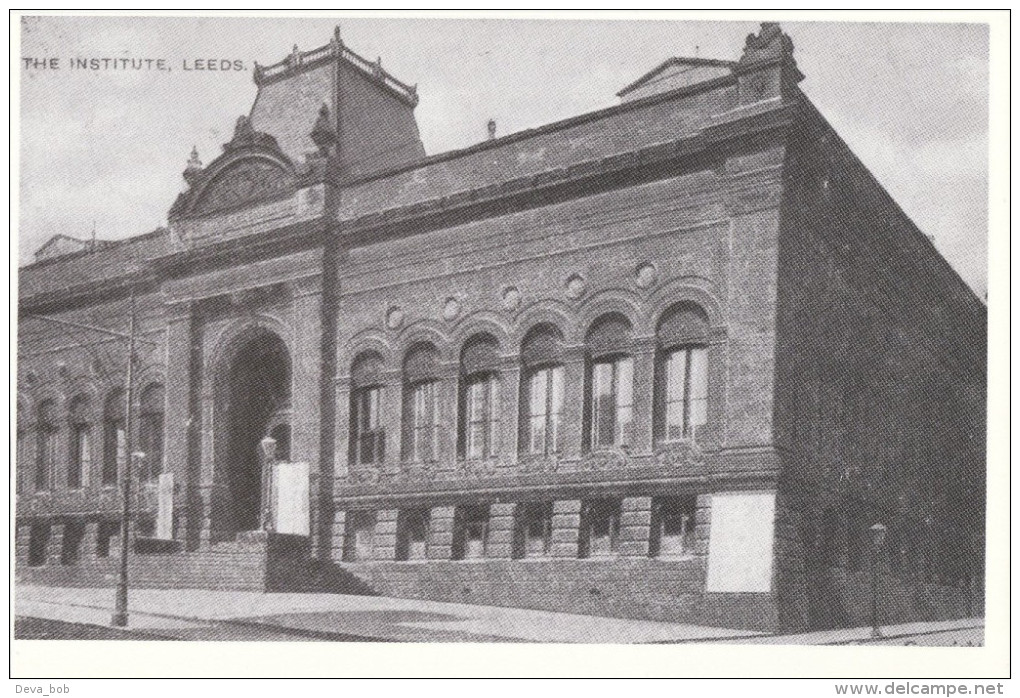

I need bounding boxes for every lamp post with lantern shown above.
[260,435,278,532]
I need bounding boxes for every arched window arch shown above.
[584,313,635,451]
[458,333,501,460]
[36,400,57,491]
[102,389,126,486]
[519,324,565,457]
[349,351,386,466]
[67,394,92,489]
[655,303,709,442]
[402,342,441,463]
[138,384,165,482]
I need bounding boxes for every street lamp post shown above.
[260,435,277,532]
[869,522,887,639]
[111,292,138,628]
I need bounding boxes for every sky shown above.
[16,13,990,296]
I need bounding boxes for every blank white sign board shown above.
[273,462,310,536]
[706,491,776,593]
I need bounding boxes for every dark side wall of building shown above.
[772,101,986,630]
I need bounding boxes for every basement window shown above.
[343,511,377,562]
[580,499,621,558]
[650,496,697,558]
[453,505,489,560]
[395,508,429,561]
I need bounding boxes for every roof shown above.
[335,72,739,222]
[617,57,736,98]
[20,228,170,298]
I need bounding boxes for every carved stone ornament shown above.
[518,454,559,474]
[442,297,461,322]
[386,306,405,330]
[501,286,521,312]
[453,458,500,479]
[193,159,294,215]
[565,273,587,300]
[310,103,337,154]
[344,466,380,485]
[581,448,628,471]
[635,262,658,289]
[739,22,795,65]
[655,440,706,470]
[223,115,280,152]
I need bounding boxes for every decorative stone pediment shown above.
[191,158,295,216]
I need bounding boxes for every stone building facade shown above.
[15,24,986,632]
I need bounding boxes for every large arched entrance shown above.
[217,328,291,534]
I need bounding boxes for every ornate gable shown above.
[169,115,297,220]
[192,157,295,216]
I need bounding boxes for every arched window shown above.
[138,384,165,482]
[67,395,91,489]
[519,324,565,457]
[349,352,386,466]
[584,314,634,451]
[655,303,709,442]
[402,343,441,463]
[103,389,126,486]
[458,334,501,460]
[36,400,57,491]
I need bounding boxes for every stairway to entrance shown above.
[16,531,375,595]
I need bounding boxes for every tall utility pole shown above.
[112,291,136,627]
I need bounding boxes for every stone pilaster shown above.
[550,499,582,558]
[82,521,99,563]
[290,276,325,555]
[47,522,65,566]
[379,370,403,473]
[695,493,713,557]
[163,300,199,547]
[498,356,522,462]
[373,509,399,561]
[561,347,587,461]
[630,337,657,456]
[330,510,347,563]
[15,523,30,563]
[428,505,456,560]
[486,502,517,558]
[619,496,653,557]
[436,364,459,469]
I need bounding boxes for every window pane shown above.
[549,366,564,453]
[688,347,708,429]
[487,378,499,458]
[667,350,688,403]
[530,416,546,454]
[616,357,634,446]
[591,362,615,448]
[468,424,485,459]
[530,370,547,419]
[412,382,438,462]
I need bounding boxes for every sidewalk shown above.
[14,585,762,643]
[14,585,983,644]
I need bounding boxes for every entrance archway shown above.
[218,328,291,534]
